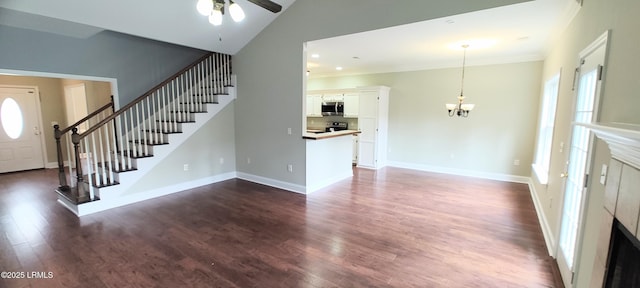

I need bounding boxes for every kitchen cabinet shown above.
[343,92,359,118]
[322,93,344,102]
[357,86,390,169]
[306,94,323,117]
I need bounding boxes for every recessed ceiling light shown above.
[336,66,343,71]
[311,53,320,58]
[448,39,498,50]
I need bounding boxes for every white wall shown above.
[234,0,528,187]
[529,0,640,286]
[308,61,542,178]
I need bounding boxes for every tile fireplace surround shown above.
[577,123,640,287]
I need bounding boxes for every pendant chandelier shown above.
[446,44,475,117]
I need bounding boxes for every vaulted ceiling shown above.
[0,0,579,77]
[0,0,297,55]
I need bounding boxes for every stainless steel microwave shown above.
[321,101,344,116]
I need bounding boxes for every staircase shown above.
[54,52,234,214]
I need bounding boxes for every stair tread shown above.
[145,129,183,134]
[118,151,154,158]
[180,101,219,104]
[130,140,170,146]
[156,119,195,123]
[94,161,137,173]
[169,110,207,114]
[56,185,94,204]
[83,175,120,188]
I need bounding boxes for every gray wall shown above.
[528,0,640,286]
[234,0,528,186]
[0,24,208,106]
[125,103,237,195]
[308,61,542,178]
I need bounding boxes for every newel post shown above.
[71,128,87,201]
[53,125,68,188]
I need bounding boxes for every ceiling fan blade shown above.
[246,0,282,13]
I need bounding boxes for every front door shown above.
[0,87,45,173]
[557,33,608,287]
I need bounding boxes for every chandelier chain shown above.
[460,44,468,97]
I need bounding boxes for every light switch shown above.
[600,164,608,185]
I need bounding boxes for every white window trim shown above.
[532,72,561,185]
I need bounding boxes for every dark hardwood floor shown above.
[0,167,561,287]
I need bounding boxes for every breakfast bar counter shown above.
[302,129,360,140]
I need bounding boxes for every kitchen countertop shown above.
[303,129,360,140]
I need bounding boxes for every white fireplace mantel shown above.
[575,122,640,170]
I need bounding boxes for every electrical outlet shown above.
[219,157,224,164]
[287,128,292,135]
[247,157,251,164]
[287,164,293,172]
[183,164,189,171]
[513,159,520,166]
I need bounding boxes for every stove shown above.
[326,122,348,132]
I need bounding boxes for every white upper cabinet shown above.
[343,92,359,118]
[322,93,344,102]
[306,94,323,117]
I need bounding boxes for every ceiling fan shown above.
[246,0,282,13]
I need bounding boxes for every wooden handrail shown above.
[79,52,221,138]
[59,99,114,134]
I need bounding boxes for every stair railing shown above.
[54,52,232,203]
[54,97,115,203]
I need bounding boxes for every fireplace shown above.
[604,219,640,287]
[579,123,640,287]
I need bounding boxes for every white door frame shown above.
[0,85,47,171]
[0,69,120,109]
[555,30,609,288]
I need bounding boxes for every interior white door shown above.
[557,37,607,288]
[357,91,377,168]
[0,87,45,173]
[64,84,89,133]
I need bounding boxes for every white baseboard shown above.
[236,172,307,194]
[45,161,69,169]
[527,179,556,256]
[387,161,531,183]
[61,172,237,216]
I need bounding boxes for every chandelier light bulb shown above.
[209,9,223,26]
[196,0,214,16]
[229,1,245,22]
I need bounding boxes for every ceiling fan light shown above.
[229,1,245,22]
[209,9,223,26]
[197,0,214,16]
